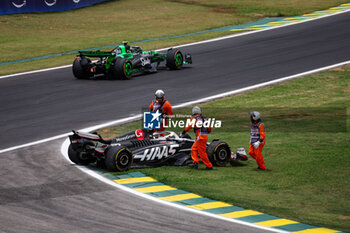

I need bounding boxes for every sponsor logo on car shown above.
[135,129,145,140]
[114,134,135,142]
[134,144,179,161]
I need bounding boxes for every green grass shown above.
[100,65,350,232]
[1,0,349,75]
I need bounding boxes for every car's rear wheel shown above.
[72,57,92,79]
[166,49,183,70]
[112,58,133,80]
[105,146,133,172]
[68,140,96,165]
[207,141,231,166]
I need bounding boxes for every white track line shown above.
[1,8,350,80]
[1,59,350,154]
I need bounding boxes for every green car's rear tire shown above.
[166,49,183,70]
[112,58,133,80]
[72,57,92,79]
[105,146,133,172]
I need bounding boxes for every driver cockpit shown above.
[131,46,143,55]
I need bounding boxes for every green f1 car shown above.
[72,42,192,80]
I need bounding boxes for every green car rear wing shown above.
[78,50,114,58]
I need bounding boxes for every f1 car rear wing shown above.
[72,130,101,140]
[78,50,114,58]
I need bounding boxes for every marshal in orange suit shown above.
[182,106,213,170]
[248,111,267,171]
[148,89,173,133]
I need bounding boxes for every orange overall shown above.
[149,99,173,132]
[248,121,266,170]
[184,114,213,168]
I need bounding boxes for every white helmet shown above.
[249,111,260,121]
[155,89,164,99]
[192,106,202,115]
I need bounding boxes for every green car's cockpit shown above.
[111,46,132,59]
[111,42,139,59]
[112,47,122,55]
[131,46,143,55]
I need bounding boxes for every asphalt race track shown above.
[1,12,350,233]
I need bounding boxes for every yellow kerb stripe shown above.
[159,193,202,202]
[293,228,341,233]
[255,219,299,227]
[115,177,156,184]
[249,24,269,27]
[188,201,232,210]
[134,185,176,193]
[267,21,296,24]
[220,210,263,218]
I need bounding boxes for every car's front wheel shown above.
[166,49,183,70]
[207,141,231,166]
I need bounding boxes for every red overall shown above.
[248,121,266,170]
[184,114,213,168]
[149,99,173,132]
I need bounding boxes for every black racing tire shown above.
[72,57,92,79]
[68,140,96,165]
[207,141,231,167]
[166,49,183,70]
[112,58,133,80]
[105,146,133,172]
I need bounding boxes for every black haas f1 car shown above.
[72,42,192,80]
[68,129,233,172]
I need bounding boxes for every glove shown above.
[253,141,261,149]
